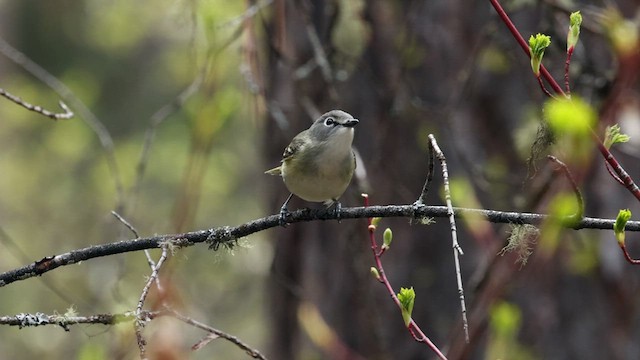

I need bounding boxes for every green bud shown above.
[370,267,381,280]
[614,209,632,245]
[604,124,630,149]
[382,228,393,250]
[529,33,551,76]
[398,287,416,327]
[567,11,582,50]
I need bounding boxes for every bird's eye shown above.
[324,117,335,127]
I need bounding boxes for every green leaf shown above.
[397,287,415,327]
[614,209,632,245]
[567,11,582,50]
[529,33,551,76]
[604,124,630,149]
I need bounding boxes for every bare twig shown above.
[292,1,337,100]
[132,74,204,211]
[304,23,333,84]
[415,138,435,206]
[111,211,160,288]
[217,0,274,29]
[0,36,124,206]
[168,309,268,359]
[111,211,140,238]
[0,88,73,120]
[427,135,469,343]
[136,247,169,316]
[134,246,169,358]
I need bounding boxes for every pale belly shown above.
[281,156,354,203]
[283,171,351,202]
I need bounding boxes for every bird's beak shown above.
[343,119,359,128]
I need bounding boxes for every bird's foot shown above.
[279,205,290,227]
[332,201,342,222]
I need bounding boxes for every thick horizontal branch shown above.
[1,204,638,287]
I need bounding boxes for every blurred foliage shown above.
[487,301,535,360]
[0,0,270,359]
[544,96,596,166]
[1,0,639,359]
[538,192,581,256]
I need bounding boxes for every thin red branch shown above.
[537,76,553,98]
[604,162,625,185]
[363,195,447,360]
[490,0,640,210]
[593,132,640,202]
[547,155,584,217]
[619,244,640,265]
[489,0,565,96]
[565,47,574,95]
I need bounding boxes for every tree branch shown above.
[1,309,268,359]
[0,87,73,120]
[0,311,134,330]
[1,205,638,288]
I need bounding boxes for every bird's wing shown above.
[265,130,309,175]
[282,131,308,161]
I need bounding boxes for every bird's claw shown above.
[333,201,342,222]
[279,205,290,227]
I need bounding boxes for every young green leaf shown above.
[398,287,416,327]
[567,11,583,50]
[614,209,632,246]
[529,33,551,76]
[604,124,630,149]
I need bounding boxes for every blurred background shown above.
[0,0,639,359]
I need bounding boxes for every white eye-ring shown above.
[324,117,335,126]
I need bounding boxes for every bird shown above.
[266,109,359,226]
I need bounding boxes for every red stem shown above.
[489,0,566,97]
[565,47,574,95]
[537,76,553,98]
[363,196,447,360]
[619,244,640,265]
[592,131,640,202]
[490,0,640,208]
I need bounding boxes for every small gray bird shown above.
[266,110,359,225]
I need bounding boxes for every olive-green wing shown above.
[264,131,308,175]
[282,132,307,161]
